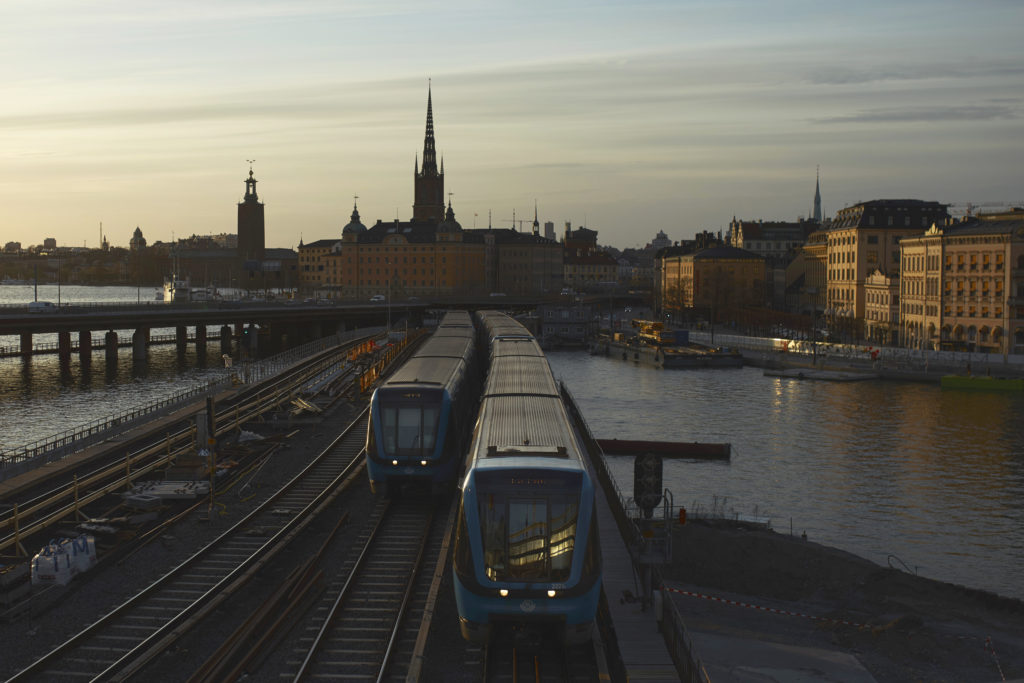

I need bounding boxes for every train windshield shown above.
[378,388,443,457]
[476,470,582,583]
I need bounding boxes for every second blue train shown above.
[366,310,482,496]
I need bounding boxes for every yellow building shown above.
[659,245,766,319]
[826,200,948,334]
[900,211,1024,354]
[562,225,617,290]
[297,238,341,292]
[325,203,485,299]
[864,269,900,345]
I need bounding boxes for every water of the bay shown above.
[547,351,1024,602]
[0,286,232,449]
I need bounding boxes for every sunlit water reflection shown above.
[548,351,1024,601]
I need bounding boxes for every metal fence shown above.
[0,329,379,480]
[0,376,232,480]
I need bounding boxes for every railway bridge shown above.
[0,300,428,365]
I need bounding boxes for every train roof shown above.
[384,354,465,388]
[490,336,544,358]
[414,334,474,359]
[484,356,559,397]
[469,395,584,471]
[477,310,533,341]
[440,309,473,325]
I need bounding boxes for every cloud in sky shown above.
[1,1,1023,249]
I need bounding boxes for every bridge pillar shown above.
[195,326,207,366]
[220,325,233,355]
[132,328,149,360]
[270,324,285,353]
[195,325,207,353]
[245,324,258,354]
[105,330,119,365]
[58,331,72,364]
[78,330,92,365]
[20,332,32,358]
[176,325,188,355]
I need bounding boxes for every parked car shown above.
[28,301,57,313]
[370,294,386,302]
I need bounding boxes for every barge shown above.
[589,320,743,369]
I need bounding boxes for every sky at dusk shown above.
[2,0,1023,251]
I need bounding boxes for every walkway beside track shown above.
[591,462,682,682]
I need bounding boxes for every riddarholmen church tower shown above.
[413,85,445,222]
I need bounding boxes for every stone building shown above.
[864,270,900,345]
[825,199,948,329]
[562,223,617,291]
[898,210,1024,354]
[658,245,766,319]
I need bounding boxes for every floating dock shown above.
[763,369,879,382]
[597,438,731,460]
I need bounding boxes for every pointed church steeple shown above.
[422,84,437,175]
[813,166,822,223]
[532,201,540,235]
[413,81,445,222]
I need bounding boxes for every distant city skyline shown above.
[2,0,1023,250]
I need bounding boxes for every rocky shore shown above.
[666,518,1024,682]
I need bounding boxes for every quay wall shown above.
[690,331,1024,381]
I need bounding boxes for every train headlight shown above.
[547,590,557,598]
[392,459,398,466]
[499,589,509,597]
[421,459,427,466]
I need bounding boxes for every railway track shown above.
[0,334,379,558]
[7,408,371,682]
[483,628,601,683]
[290,494,451,681]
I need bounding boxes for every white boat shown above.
[163,274,191,302]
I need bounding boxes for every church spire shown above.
[421,82,438,176]
[813,165,822,223]
[533,200,540,235]
[413,81,445,222]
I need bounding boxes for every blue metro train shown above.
[366,310,482,496]
[453,311,602,643]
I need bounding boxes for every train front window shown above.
[379,393,441,457]
[477,471,580,583]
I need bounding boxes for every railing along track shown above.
[291,496,440,681]
[7,408,371,682]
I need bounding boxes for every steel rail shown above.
[6,406,370,682]
[292,498,393,681]
[292,499,437,682]
[375,504,436,683]
[0,336,377,555]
